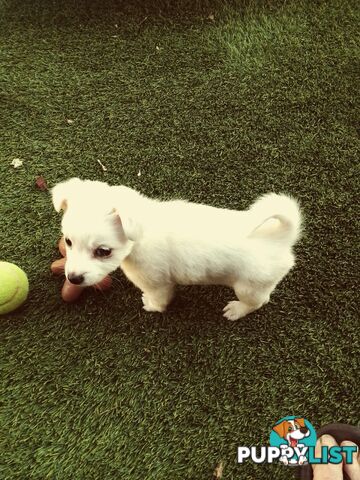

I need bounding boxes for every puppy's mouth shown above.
[66,275,90,287]
[289,437,298,448]
[67,276,110,289]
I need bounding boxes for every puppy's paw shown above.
[280,456,289,465]
[298,455,307,465]
[142,293,165,313]
[223,301,249,321]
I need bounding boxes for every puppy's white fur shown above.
[52,178,302,320]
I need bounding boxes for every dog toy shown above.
[0,262,29,315]
[51,237,112,302]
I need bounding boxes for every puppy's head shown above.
[52,178,132,286]
[273,418,309,442]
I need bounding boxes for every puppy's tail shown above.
[247,193,302,246]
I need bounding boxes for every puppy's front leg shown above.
[121,259,174,313]
[142,284,174,313]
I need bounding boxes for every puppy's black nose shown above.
[68,273,84,285]
[300,427,308,434]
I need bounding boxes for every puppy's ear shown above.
[52,178,82,212]
[106,209,125,240]
[295,418,306,428]
[108,208,137,242]
[272,421,287,439]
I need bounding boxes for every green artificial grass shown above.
[0,0,359,478]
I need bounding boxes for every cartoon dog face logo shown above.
[271,417,313,465]
[272,418,310,448]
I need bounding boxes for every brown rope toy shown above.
[51,237,112,302]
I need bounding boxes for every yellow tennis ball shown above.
[0,262,29,315]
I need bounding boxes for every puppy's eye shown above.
[94,247,112,258]
[65,238,72,247]
[288,426,293,432]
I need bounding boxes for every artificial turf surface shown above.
[0,0,359,478]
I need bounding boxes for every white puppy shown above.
[52,178,302,320]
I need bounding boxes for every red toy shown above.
[51,237,112,302]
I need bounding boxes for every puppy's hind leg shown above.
[142,283,175,313]
[223,281,274,321]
